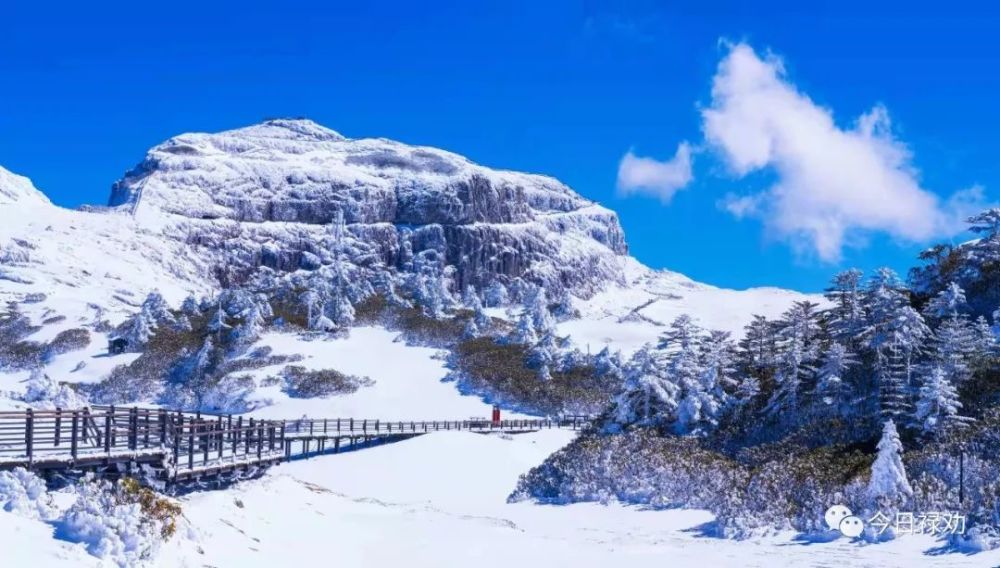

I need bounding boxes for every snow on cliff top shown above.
[110,118,600,223]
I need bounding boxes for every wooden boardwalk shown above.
[0,406,590,483]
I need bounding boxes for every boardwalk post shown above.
[188,423,194,470]
[104,407,113,453]
[25,408,34,465]
[247,418,254,454]
[128,407,138,450]
[54,407,62,447]
[70,411,79,460]
[337,418,341,433]
[257,424,264,460]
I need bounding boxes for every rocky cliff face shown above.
[109,119,629,297]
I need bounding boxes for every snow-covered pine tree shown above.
[924,281,967,320]
[509,311,538,345]
[825,268,867,345]
[765,301,822,422]
[913,366,970,436]
[966,208,1000,262]
[864,268,913,421]
[118,305,157,351]
[607,345,678,431]
[528,331,559,372]
[206,305,231,339]
[971,315,997,361]
[527,285,556,336]
[232,297,269,345]
[877,305,931,422]
[328,210,355,327]
[657,315,713,434]
[484,280,509,307]
[867,419,913,506]
[737,315,778,375]
[930,315,975,386]
[593,346,624,379]
[181,294,199,316]
[814,342,857,415]
[117,291,177,351]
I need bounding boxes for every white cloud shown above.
[701,42,988,262]
[616,142,694,203]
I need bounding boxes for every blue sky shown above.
[2,1,998,292]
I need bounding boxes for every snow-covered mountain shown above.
[105,118,628,297]
[0,118,815,369]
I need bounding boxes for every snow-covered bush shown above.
[58,476,181,567]
[0,467,56,519]
[21,369,86,409]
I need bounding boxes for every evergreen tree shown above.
[924,281,967,320]
[814,342,857,414]
[509,311,538,345]
[608,345,678,430]
[867,420,913,505]
[527,286,556,336]
[657,316,717,434]
[328,210,355,327]
[738,315,778,377]
[484,280,509,307]
[593,347,624,379]
[825,268,867,345]
[913,366,969,436]
[930,316,975,385]
[864,268,914,421]
[765,301,822,421]
[971,315,997,360]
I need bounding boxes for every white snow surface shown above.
[149,429,1000,567]
[241,326,532,420]
[561,257,823,356]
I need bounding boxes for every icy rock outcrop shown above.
[108,119,628,296]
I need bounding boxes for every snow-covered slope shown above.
[561,257,824,355]
[156,429,998,568]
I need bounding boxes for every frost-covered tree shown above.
[971,315,997,360]
[924,281,968,320]
[657,316,718,434]
[607,345,678,431]
[180,294,199,316]
[509,311,538,345]
[913,366,969,436]
[232,299,269,345]
[765,301,822,421]
[117,307,156,351]
[22,369,85,409]
[864,269,917,421]
[328,210,355,327]
[526,285,556,336]
[825,268,867,345]
[593,346,624,379]
[484,280,509,307]
[930,316,974,386]
[206,305,230,338]
[814,342,857,414]
[738,315,778,374]
[867,420,913,505]
[412,253,453,319]
[116,291,176,351]
[527,332,561,379]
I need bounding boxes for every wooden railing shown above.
[0,406,593,480]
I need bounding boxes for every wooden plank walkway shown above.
[0,407,591,483]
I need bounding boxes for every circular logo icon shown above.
[824,505,852,531]
[839,515,864,538]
